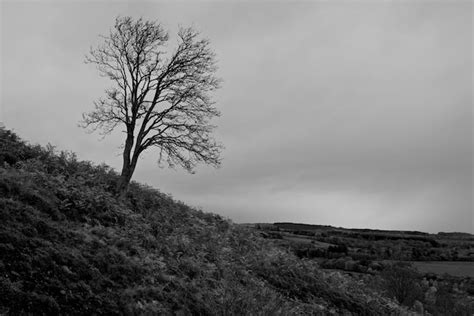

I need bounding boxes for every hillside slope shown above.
[0,128,405,315]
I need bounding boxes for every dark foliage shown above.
[0,127,409,315]
[380,262,424,306]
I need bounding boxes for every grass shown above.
[0,127,412,315]
[412,261,474,278]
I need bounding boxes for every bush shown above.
[380,262,423,306]
[0,128,412,315]
[328,244,348,254]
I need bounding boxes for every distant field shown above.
[412,261,474,278]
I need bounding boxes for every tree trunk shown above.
[117,164,135,197]
[117,130,135,196]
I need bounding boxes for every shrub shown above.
[380,262,423,306]
[328,244,348,254]
[0,128,412,315]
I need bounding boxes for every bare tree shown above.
[81,16,222,195]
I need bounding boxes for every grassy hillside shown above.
[0,127,411,315]
[254,223,474,314]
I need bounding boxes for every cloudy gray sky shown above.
[1,1,472,233]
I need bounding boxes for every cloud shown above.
[2,1,472,233]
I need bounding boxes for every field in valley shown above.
[412,261,474,278]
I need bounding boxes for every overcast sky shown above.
[1,1,472,233]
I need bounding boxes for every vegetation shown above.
[269,222,474,262]
[81,16,222,195]
[256,222,474,315]
[0,127,419,315]
[380,262,423,306]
